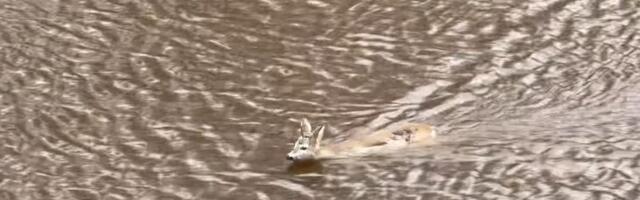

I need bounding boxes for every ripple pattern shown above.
[0,0,639,199]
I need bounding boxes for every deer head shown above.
[286,118,325,161]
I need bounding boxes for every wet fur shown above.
[287,119,436,162]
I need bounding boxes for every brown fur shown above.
[316,123,436,159]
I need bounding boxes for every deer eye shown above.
[300,147,308,150]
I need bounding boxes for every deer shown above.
[286,118,436,162]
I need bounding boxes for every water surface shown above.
[1,0,640,199]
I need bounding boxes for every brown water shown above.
[1,0,640,199]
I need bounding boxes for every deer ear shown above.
[314,125,325,150]
[300,118,312,136]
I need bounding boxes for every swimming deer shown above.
[286,118,436,162]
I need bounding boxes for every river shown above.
[1,0,639,199]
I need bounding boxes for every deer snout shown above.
[286,152,295,160]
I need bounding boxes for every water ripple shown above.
[0,0,639,199]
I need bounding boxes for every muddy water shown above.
[1,0,639,199]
